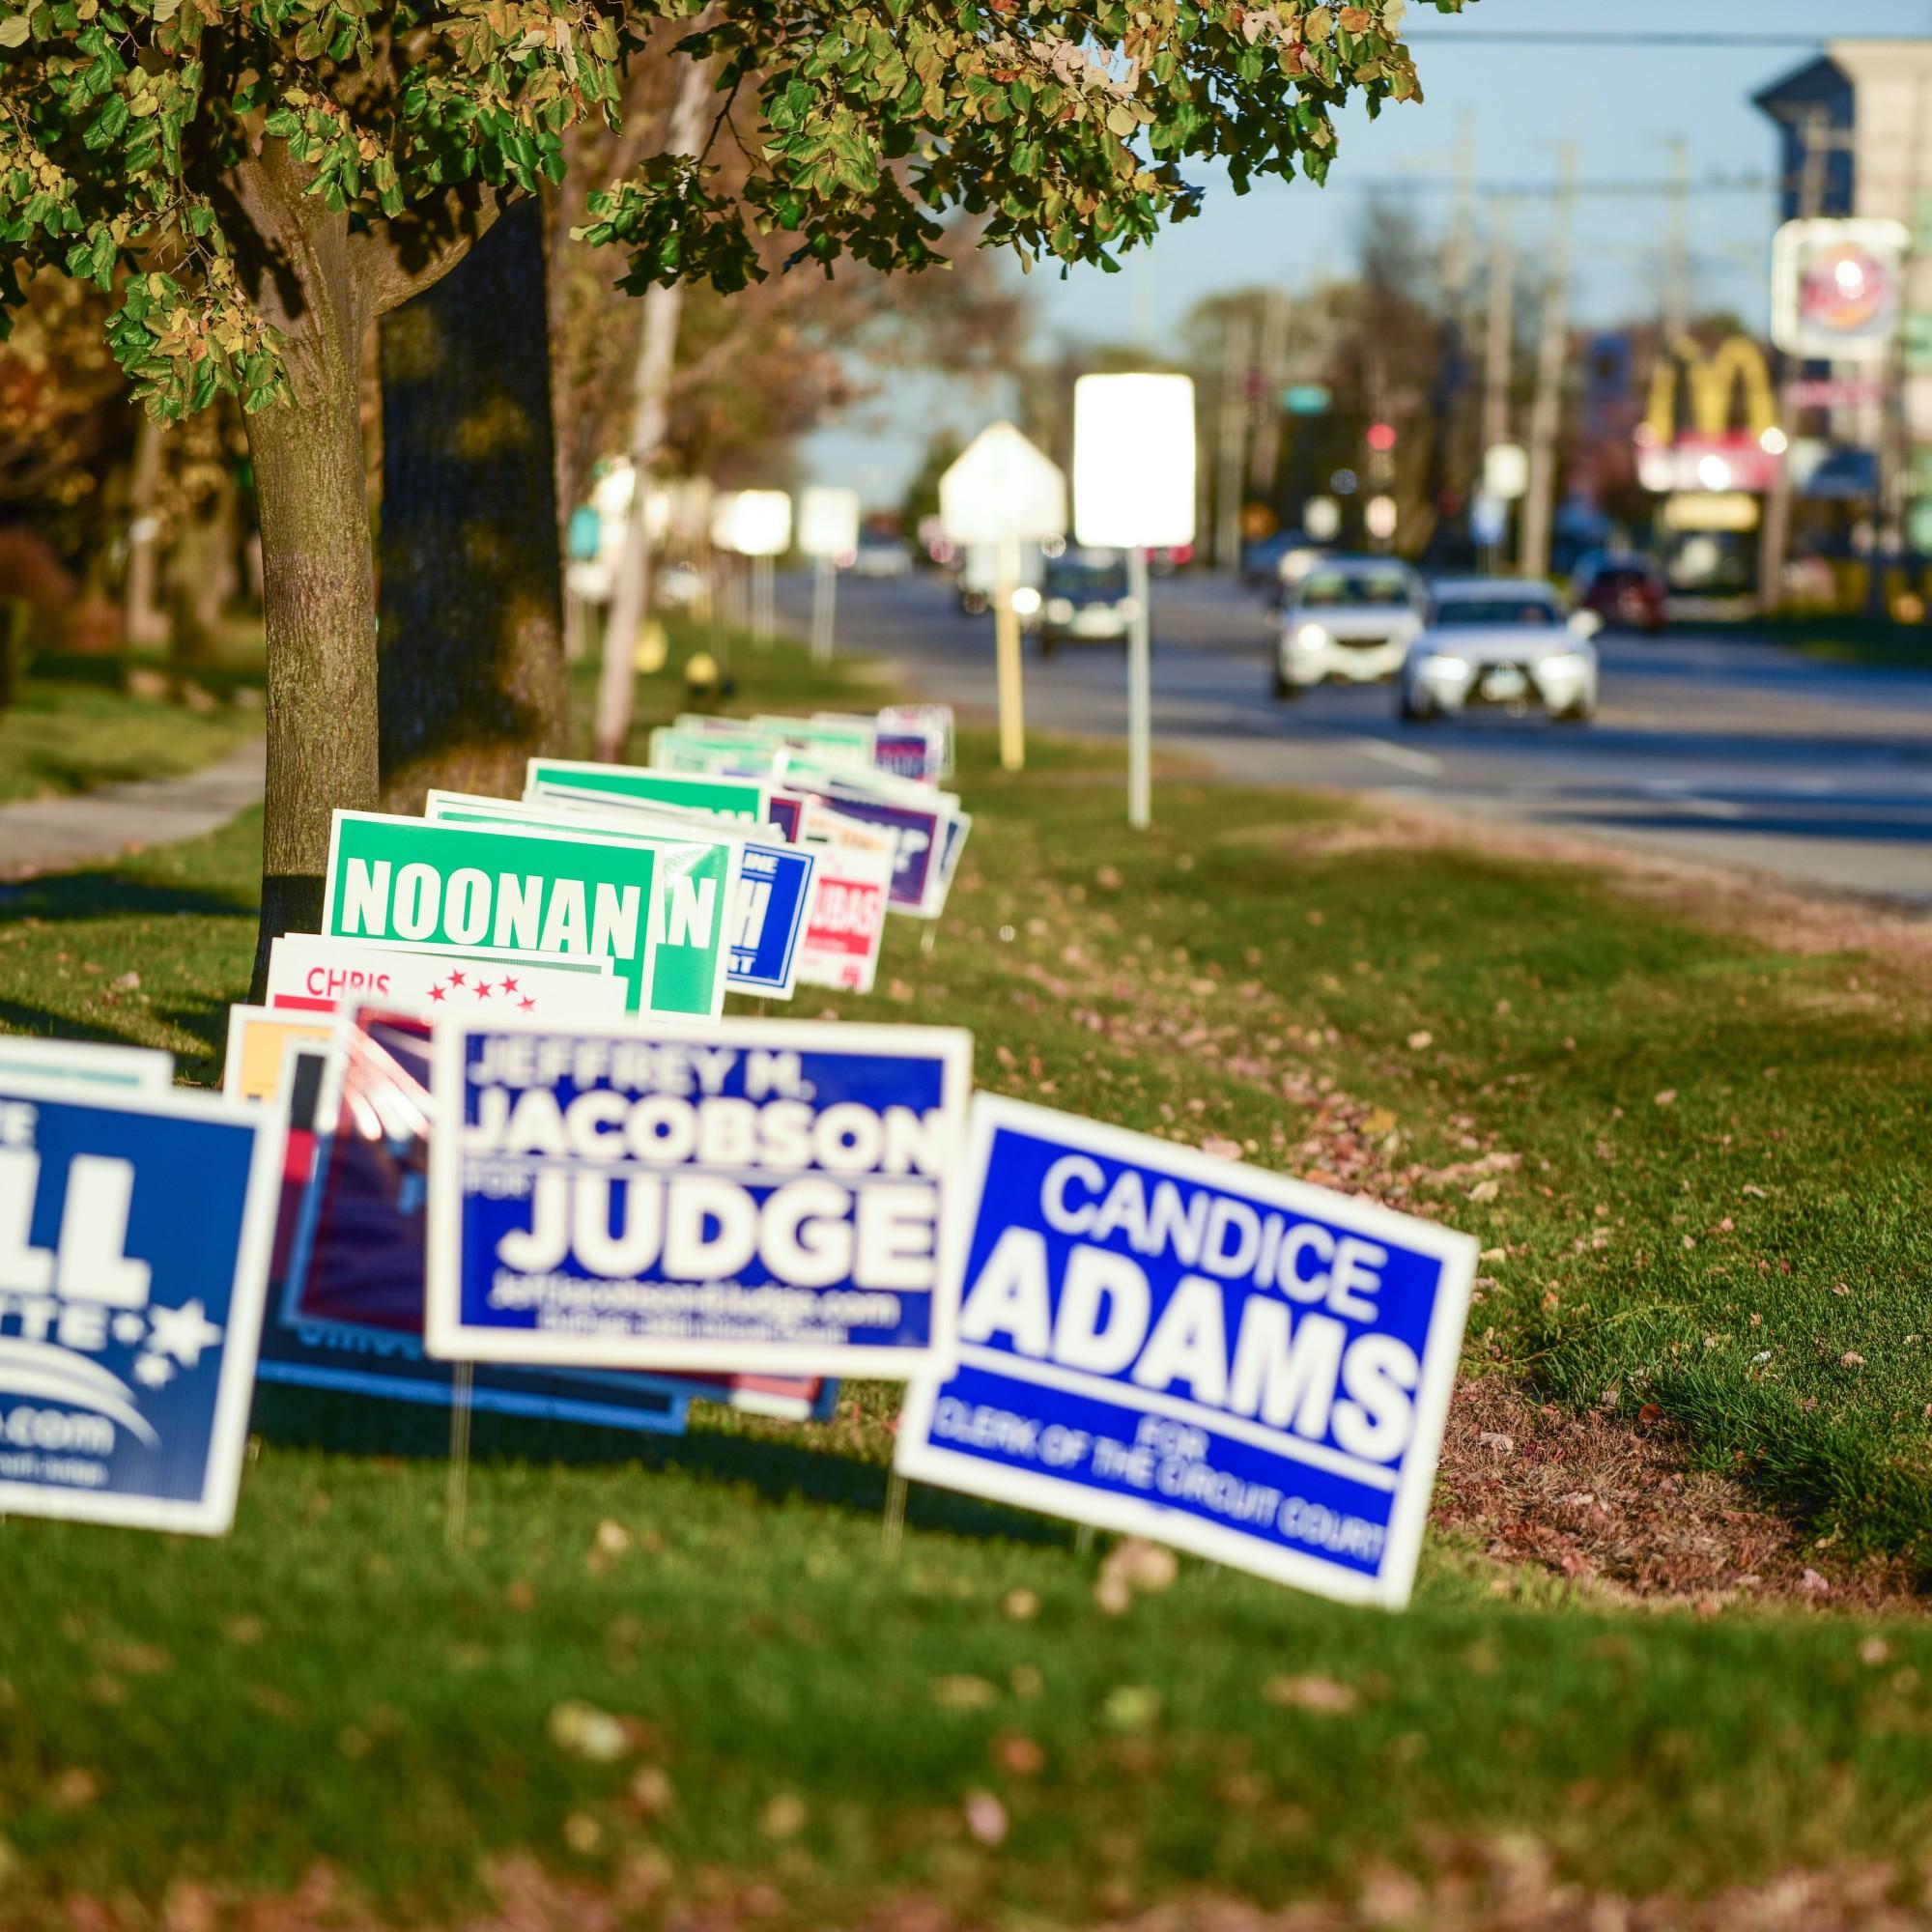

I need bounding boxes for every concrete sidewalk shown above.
[0,738,265,878]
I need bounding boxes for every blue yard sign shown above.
[726,840,814,998]
[0,1077,279,1534]
[895,1096,1476,1607]
[425,1018,972,1377]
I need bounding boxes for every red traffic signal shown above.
[1366,421,1398,453]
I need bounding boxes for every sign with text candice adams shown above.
[894,1098,1476,1607]
[0,1077,279,1534]
[425,1019,973,1378]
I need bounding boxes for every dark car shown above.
[1575,554,1667,634]
[1038,549,1134,653]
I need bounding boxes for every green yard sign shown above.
[422,796,739,1019]
[526,758,771,825]
[322,813,665,1013]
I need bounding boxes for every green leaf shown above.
[0,14,30,47]
[83,94,130,151]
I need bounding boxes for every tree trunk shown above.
[123,411,165,648]
[376,200,567,813]
[592,53,713,765]
[244,324,380,989]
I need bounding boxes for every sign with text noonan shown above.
[895,1097,1476,1608]
[425,1017,972,1377]
[322,812,665,1013]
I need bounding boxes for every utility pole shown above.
[1662,135,1690,345]
[1215,311,1253,570]
[1249,291,1290,498]
[1519,146,1577,582]
[1478,202,1515,575]
[1758,105,1834,617]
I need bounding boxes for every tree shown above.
[1,0,1461,972]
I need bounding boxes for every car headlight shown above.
[1045,597,1074,622]
[1011,586,1042,617]
[1419,653,1470,678]
[1539,652,1588,678]
[1294,623,1332,653]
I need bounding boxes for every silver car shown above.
[1274,557,1427,697]
[1399,581,1603,724]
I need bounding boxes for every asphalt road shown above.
[783,569,1932,908]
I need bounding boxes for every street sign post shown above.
[712,491,792,644]
[1071,373,1197,832]
[797,486,862,666]
[939,424,1067,774]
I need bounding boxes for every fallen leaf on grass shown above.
[50,1769,99,1809]
[1406,1030,1433,1050]
[548,1700,632,1764]
[1000,1588,1039,1623]
[993,1731,1044,1776]
[759,1793,808,1840]
[962,1789,1009,1846]
[1264,1673,1358,1715]
[1654,1089,1677,1107]
[1200,1134,1243,1160]
[931,1673,1001,1711]
[1101,1685,1162,1732]
[1094,1538,1178,1620]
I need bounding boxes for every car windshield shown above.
[1433,595,1563,628]
[1046,558,1128,599]
[1299,569,1416,610]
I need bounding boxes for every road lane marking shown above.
[1344,736,1445,778]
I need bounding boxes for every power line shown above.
[1406,30,1830,47]
[1330,175,1773,199]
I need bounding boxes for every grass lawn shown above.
[1760,612,1932,672]
[0,633,1928,1924]
[0,662,262,807]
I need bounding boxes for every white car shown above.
[1399,581,1602,724]
[1274,557,1427,697]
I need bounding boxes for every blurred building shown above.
[1756,40,1932,556]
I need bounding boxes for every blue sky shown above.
[806,0,1932,503]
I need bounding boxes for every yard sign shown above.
[895,1096,1476,1608]
[0,1076,278,1533]
[425,1017,972,1377]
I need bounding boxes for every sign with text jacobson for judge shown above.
[425,1018,972,1377]
[894,1098,1476,1608]
[323,812,670,1014]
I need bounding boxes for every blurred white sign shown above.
[1772,218,1909,363]
[1483,442,1529,501]
[797,486,862,560]
[940,424,1067,546]
[712,490,792,557]
[1072,374,1197,550]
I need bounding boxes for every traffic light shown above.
[1366,421,1397,453]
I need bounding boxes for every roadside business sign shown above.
[0,1076,278,1533]
[1772,218,1910,362]
[894,1096,1477,1608]
[265,934,627,1022]
[425,1018,973,1377]
[526,758,773,827]
[324,811,665,1014]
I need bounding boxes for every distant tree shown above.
[1,0,1463,972]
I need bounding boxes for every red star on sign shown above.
[501,977,521,996]
[428,982,447,1003]
[520,997,536,1010]
[474,980,493,1001]
[448,969,468,987]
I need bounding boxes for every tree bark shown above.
[377,199,568,811]
[244,319,379,984]
[122,411,165,648]
[592,52,714,765]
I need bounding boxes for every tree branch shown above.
[353,182,522,322]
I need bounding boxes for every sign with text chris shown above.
[266,934,627,1021]
[894,1098,1476,1607]
[426,1019,972,1377]
[0,1079,278,1533]
[323,812,662,1012]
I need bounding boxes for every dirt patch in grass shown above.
[1435,1376,1930,1618]
[48,1848,1932,1932]
[1225,801,1932,979]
